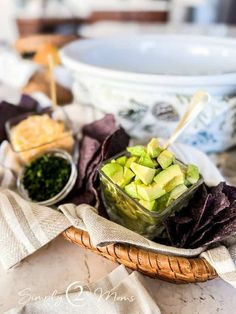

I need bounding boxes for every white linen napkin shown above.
[0,137,236,288]
[4,265,160,314]
[0,48,73,92]
[0,50,39,89]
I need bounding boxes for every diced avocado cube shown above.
[184,179,192,188]
[169,184,188,200]
[130,162,156,185]
[156,168,162,175]
[165,174,185,192]
[153,159,158,167]
[155,193,171,212]
[123,167,135,186]
[136,183,166,201]
[112,172,126,186]
[125,182,138,199]
[139,199,157,211]
[111,159,116,163]
[102,162,124,186]
[102,163,123,178]
[127,145,146,157]
[138,153,156,168]
[157,150,174,169]
[154,164,183,188]
[134,178,142,185]
[116,156,127,166]
[125,156,137,168]
[186,164,200,185]
[147,138,162,158]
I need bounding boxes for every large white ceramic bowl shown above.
[61,35,236,152]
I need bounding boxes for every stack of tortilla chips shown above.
[164,182,236,248]
[67,114,130,211]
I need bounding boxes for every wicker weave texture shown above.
[63,227,217,284]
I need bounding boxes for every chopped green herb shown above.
[22,154,71,202]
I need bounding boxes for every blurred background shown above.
[1,0,236,181]
[1,0,236,42]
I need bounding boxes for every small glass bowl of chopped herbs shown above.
[99,138,203,240]
[17,149,77,206]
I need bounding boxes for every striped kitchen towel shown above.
[201,246,236,288]
[0,141,22,175]
[0,165,15,189]
[0,188,71,269]
[0,141,71,269]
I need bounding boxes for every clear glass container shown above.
[17,149,77,206]
[5,108,78,165]
[99,152,203,240]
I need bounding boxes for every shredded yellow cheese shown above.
[11,115,74,163]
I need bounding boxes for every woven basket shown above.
[63,227,217,284]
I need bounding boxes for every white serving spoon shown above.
[163,90,211,149]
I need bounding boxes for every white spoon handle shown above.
[163,90,211,149]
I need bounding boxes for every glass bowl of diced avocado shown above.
[99,138,203,240]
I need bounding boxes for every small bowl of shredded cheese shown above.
[5,109,76,164]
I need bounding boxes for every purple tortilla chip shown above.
[173,216,193,225]
[77,136,100,189]
[222,183,236,203]
[164,219,177,246]
[164,215,193,247]
[82,114,116,143]
[194,188,231,234]
[65,116,130,214]
[191,186,210,233]
[198,216,236,247]
[101,127,130,160]
[164,182,236,249]
[189,226,212,248]
[195,193,229,233]
[19,94,40,111]
[214,201,236,224]
[0,97,39,143]
[179,229,193,247]
[211,191,230,216]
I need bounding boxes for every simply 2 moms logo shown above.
[18,282,135,308]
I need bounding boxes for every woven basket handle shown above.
[63,227,217,284]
